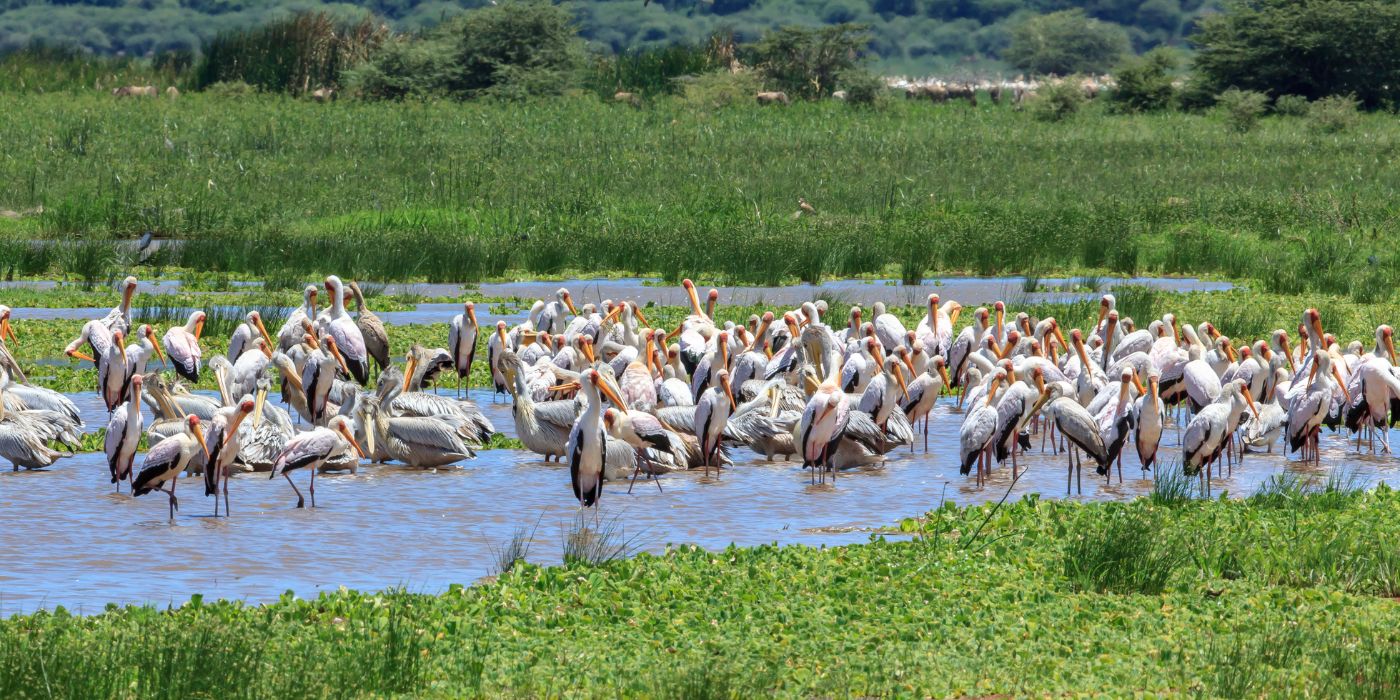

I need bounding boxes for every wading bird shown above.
[163,311,206,383]
[270,415,364,508]
[132,415,209,520]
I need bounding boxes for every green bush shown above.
[1029,79,1085,122]
[1216,88,1268,132]
[677,68,764,110]
[1109,48,1177,113]
[751,23,869,100]
[203,80,258,98]
[837,68,887,107]
[1309,94,1360,133]
[1273,94,1309,116]
[350,1,583,101]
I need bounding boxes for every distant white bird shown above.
[799,379,850,482]
[101,276,139,335]
[1134,371,1165,471]
[959,369,1004,486]
[277,286,318,352]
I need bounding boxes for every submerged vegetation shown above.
[4,488,1400,697]
[0,95,1398,298]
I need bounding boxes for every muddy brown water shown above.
[1,388,1393,614]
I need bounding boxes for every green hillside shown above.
[0,0,1217,74]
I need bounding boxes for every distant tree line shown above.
[0,0,1217,75]
[3,0,1399,116]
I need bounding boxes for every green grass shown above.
[1,94,1399,294]
[5,488,1400,697]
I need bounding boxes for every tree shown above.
[752,23,869,100]
[1109,47,1177,112]
[1193,0,1400,108]
[1003,9,1130,75]
[446,0,583,98]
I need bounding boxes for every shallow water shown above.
[3,275,1232,312]
[1,390,1392,615]
[12,302,528,329]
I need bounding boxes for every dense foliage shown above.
[4,488,1400,697]
[1193,0,1400,108]
[0,0,1219,74]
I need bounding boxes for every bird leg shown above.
[223,466,231,516]
[310,468,317,507]
[285,473,305,508]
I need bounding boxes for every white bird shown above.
[1184,380,1258,488]
[1094,368,1138,482]
[101,276,139,335]
[277,285,319,352]
[488,321,511,398]
[104,375,145,490]
[564,368,627,506]
[203,398,256,516]
[99,329,129,412]
[1288,353,1347,463]
[319,276,370,385]
[132,415,210,520]
[840,336,884,395]
[303,334,350,425]
[901,356,951,452]
[799,379,850,482]
[162,310,206,383]
[448,301,480,397]
[959,369,1004,486]
[694,368,737,476]
[870,301,907,355]
[537,288,579,336]
[270,415,364,508]
[1134,371,1165,470]
[947,306,988,388]
[0,378,77,471]
[1041,382,1109,495]
[228,310,272,364]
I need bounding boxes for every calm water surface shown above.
[1,389,1392,615]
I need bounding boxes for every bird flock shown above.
[0,275,1393,519]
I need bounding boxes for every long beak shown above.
[365,417,376,456]
[1132,371,1146,395]
[581,341,597,365]
[260,341,273,359]
[685,282,704,318]
[1281,337,1296,375]
[1096,305,1107,327]
[598,378,629,414]
[194,317,205,341]
[1311,317,1325,350]
[938,364,952,393]
[872,344,886,374]
[564,294,579,316]
[118,339,128,366]
[893,367,908,400]
[632,304,651,328]
[215,368,230,406]
[984,375,1002,405]
[328,342,350,377]
[1151,378,1160,403]
[1225,343,1237,363]
[1074,338,1091,371]
[1,318,16,346]
[900,352,916,379]
[496,326,508,350]
[148,328,167,366]
[948,306,962,327]
[1242,386,1260,421]
[1053,324,1068,353]
[283,366,304,393]
[253,387,268,429]
[604,305,624,324]
[666,323,685,342]
[192,423,210,460]
[225,408,251,446]
[255,316,273,348]
[339,423,367,459]
[1387,334,1396,363]
[1333,367,1351,403]
[547,381,582,394]
[749,315,773,352]
[997,339,1015,360]
[403,356,417,393]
